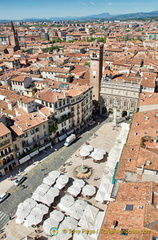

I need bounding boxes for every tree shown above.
[45,45,60,52]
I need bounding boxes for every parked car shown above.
[14,175,27,186]
[0,192,10,203]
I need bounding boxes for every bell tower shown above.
[89,40,104,106]
[8,21,20,53]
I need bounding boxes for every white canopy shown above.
[16,204,31,219]
[48,170,60,179]
[43,218,60,236]
[41,187,59,206]
[24,211,43,227]
[80,149,90,157]
[73,227,88,240]
[74,199,88,209]
[73,179,85,188]
[79,145,93,157]
[23,198,37,209]
[82,185,96,197]
[32,203,49,215]
[82,205,99,223]
[66,204,84,220]
[55,174,69,189]
[32,192,43,203]
[67,185,81,197]
[51,223,72,240]
[81,145,93,152]
[43,175,57,186]
[58,194,75,212]
[34,183,50,196]
[90,148,106,161]
[61,216,78,230]
[50,210,64,223]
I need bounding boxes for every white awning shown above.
[19,155,31,164]
[44,143,51,148]
[58,134,67,141]
[39,146,45,151]
[30,150,39,157]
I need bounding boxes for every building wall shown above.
[14,120,49,158]
[100,80,140,117]
[0,132,17,176]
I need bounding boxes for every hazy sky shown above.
[1,0,158,19]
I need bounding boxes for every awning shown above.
[19,155,31,164]
[44,143,51,148]
[66,129,74,136]
[30,150,39,157]
[58,134,67,141]
[39,146,45,151]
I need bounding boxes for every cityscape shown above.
[1,5,158,240]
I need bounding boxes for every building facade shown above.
[100,77,140,118]
[0,122,18,176]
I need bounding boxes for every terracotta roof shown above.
[0,122,10,137]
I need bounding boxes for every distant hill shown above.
[112,10,158,20]
[49,12,111,21]
[1,10,158,22]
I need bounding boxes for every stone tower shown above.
[8,21,20,53]
[89,40,104,106]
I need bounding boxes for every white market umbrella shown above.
[16,204,31,219]
[32,203,49,216]
[66,205,84,220]
[61,216,78,230]
[73,227,88,240]
[50,210,64,223]
[90,149,106,161]
[35,183,50,196]
[73,179,85,188]
[74,199,88,210]
[24,212,43,227]
[48,170,60,179]
[43,218,60,236]
[40,193,53,207]
[41,187,59,206]
[67,185,81,197]
[80,149,90,157]
[58,194,75,212]
[32,192,43,203]
[55,174,69,189]
[81,145,93,152]
[23,198,37,209]
[43,175,57,186]
[82,185,96,197]
[52,224,72,240]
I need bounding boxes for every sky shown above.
[0,0,158,19]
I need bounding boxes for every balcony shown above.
[57,112,73,124]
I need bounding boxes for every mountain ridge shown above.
[1,10,158,22]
